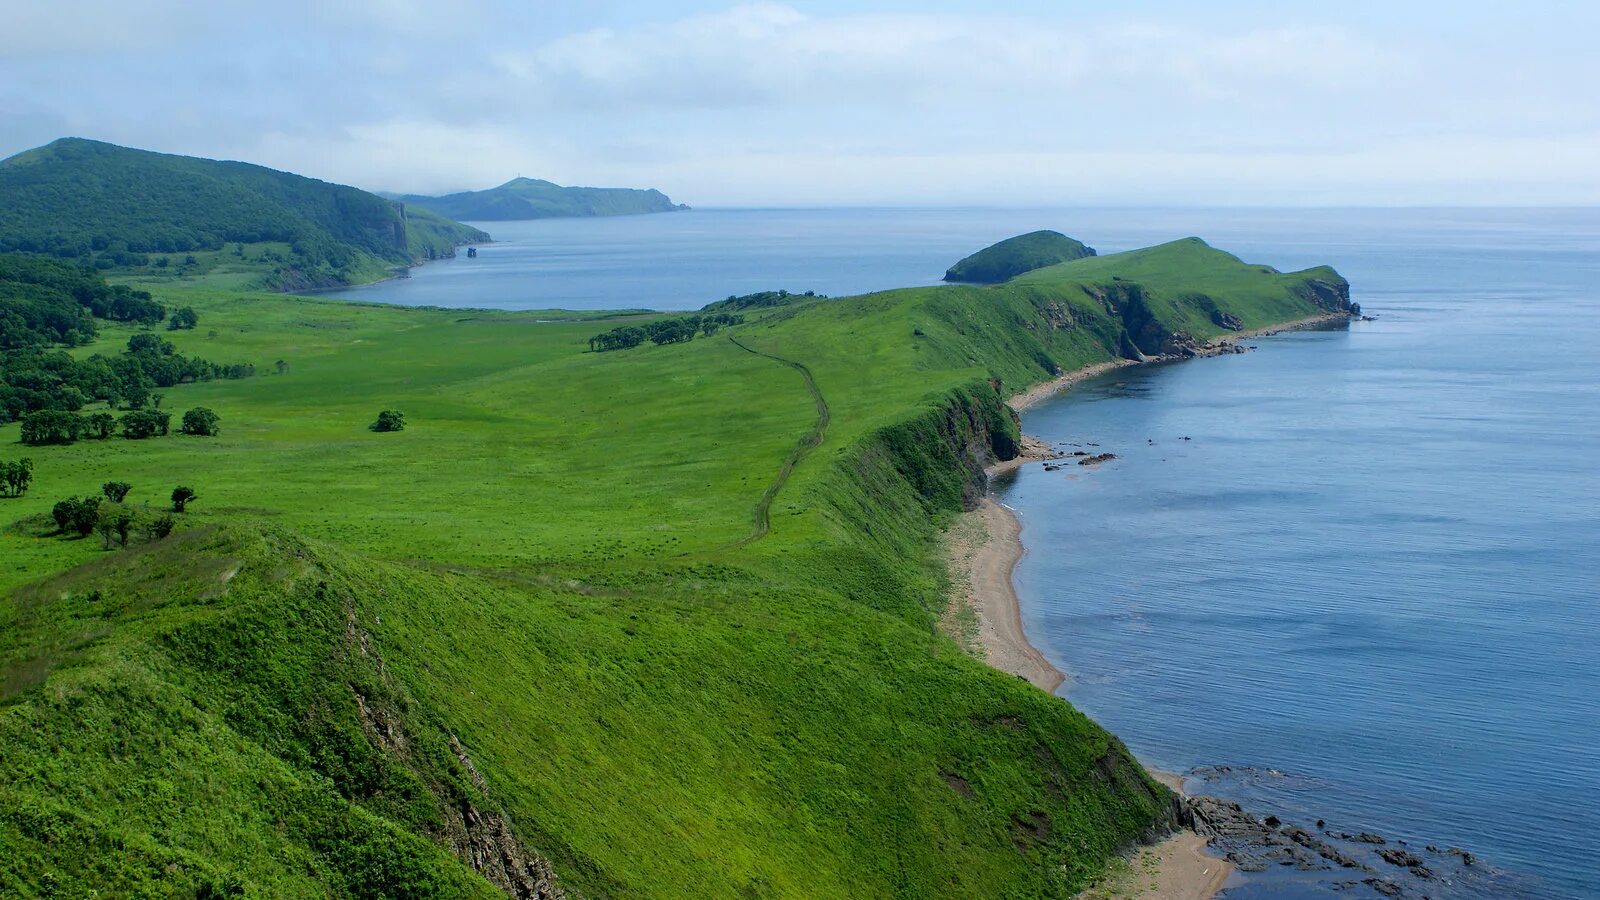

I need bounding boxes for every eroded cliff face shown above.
[1294,274,1360,316]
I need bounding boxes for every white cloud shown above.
[1,2,1596,204]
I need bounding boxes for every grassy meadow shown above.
[0,239,1349,897]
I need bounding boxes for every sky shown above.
[2,0,1597,206]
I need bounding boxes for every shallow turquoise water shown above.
[319,206,1599,897]
[1001,210,1599,898]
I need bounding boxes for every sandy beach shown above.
[944,495,1233,898]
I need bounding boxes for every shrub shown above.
[143,513,175,541]
[180,406,220,436]
[102,481,131,502]
[371,410,405,432]
[171,485,196,512]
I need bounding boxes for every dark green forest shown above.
[0,138,488,280]
[943,230,1097,284]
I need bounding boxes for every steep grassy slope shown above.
[0,237,1353,897]
[944,230,1096,284]
[393,178,685,221]
[0,139,489,289]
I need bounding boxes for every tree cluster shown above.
[2,331,251,426]
[700,289,821,313]
[49,480,188,548]
[0,253,165,349]
[19,405,219,445]
[588,313,745,352]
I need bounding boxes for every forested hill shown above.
[0,138,488,289]
[390,176,686,221]
[944,230,1097,284]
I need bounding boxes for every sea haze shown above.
[317,206,1598,897]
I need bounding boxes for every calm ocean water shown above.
[318,207,1598,897]
[999,209,1600,898]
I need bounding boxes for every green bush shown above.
[181,407,220,436]
[370,410,405,433]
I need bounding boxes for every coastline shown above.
[947,315,1354,897]
[949,494,1232,899]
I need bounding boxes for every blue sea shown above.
[314,207,1600,897]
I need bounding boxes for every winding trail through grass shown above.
[723,335,831,548]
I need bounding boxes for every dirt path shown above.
[723,336,830,548]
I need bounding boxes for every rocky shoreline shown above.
[1174,775,1502,898]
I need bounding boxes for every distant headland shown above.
[386,177,688,222]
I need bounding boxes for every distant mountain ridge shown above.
[0,138,488,289]
[390,176,687,221]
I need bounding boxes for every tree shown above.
[180,407,220,436]
[171,485,196,512]
[52,495,101,537]
[127,333,174,357]
[102,481,131,502]
[121,408,170,439]
[51,498,75,533]
[93,503,137,549]
[166,307,199,330]
[84,411,116,439]
[112,507,136,547]
[0,458,32,497]
[371,410,405,432]
[275,359,288,375]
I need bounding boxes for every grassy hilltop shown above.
[391,177,686,221]
[0,235,1353,897]
[0,139,488,291]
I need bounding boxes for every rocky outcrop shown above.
[1293,275,1361,317]
[1174,787,1501,897]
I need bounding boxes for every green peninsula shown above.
[0,218,1354,897]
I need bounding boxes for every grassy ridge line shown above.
[0,237,1353,897]
[721,335,831,549]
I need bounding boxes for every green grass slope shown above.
[943,230,1096,284]
[0,138,489,290]
[393,178,685,221]
[0,237,1354,897]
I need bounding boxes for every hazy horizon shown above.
[4,1,1597,207]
